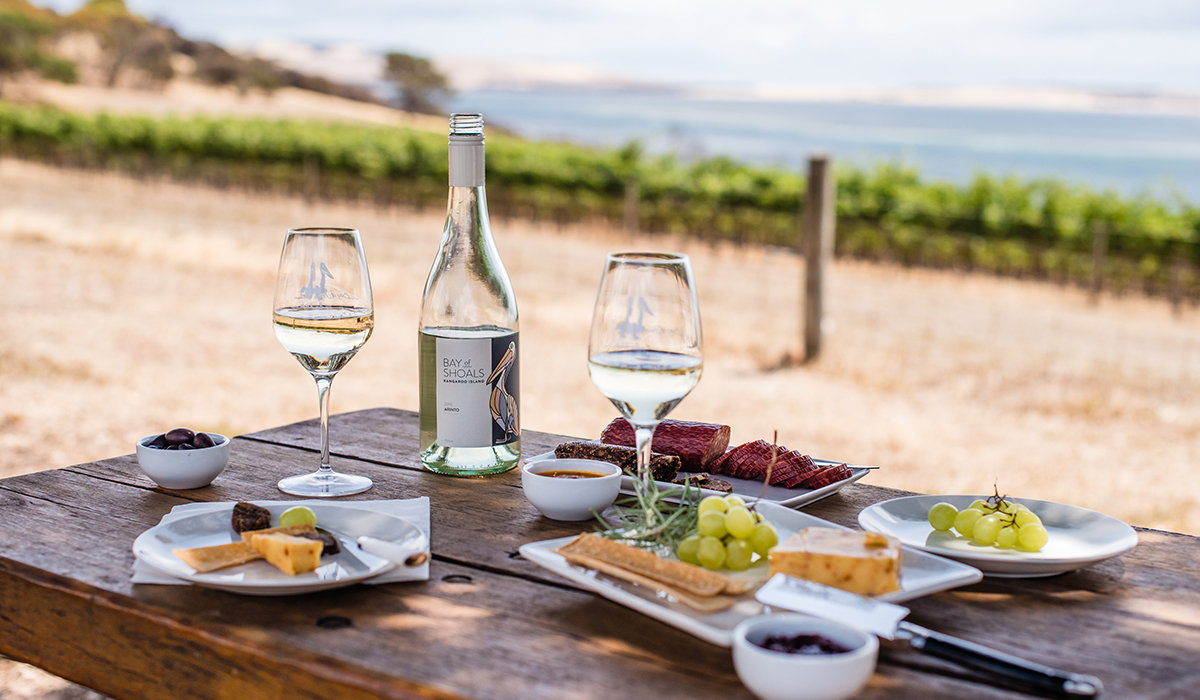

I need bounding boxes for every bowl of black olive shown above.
[732,613,877,700]
[136,428,230,489]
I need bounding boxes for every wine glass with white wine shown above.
[272,227,375,497]
[588,253,703,483]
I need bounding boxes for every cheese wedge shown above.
[248,533,323,575]
[769,527,901,596]
[173,541,262,573]
[239,523,317,542]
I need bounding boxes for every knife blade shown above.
[755,574,1103,698]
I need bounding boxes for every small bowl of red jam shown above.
[732,613,877,700]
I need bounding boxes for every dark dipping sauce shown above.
[755,634,852,655]
[537,470,607,479]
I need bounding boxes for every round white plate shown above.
[858,495,1138,578]
[133,503,422,595]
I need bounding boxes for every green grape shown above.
[750,523,778,557]
[968,499,991,512]
[279,506,317,528]
[996,525,1018,549]
[726,507,756,539]
[1013,503,1030,512]
[972,514,1003,545]
[754,511,765,523]
[927,502,958,531]
[698,511,728,539]
[724,495,747,509]
[677,535,701,565]
[697,536,726,570]
[995,499,1017,514]
[726,539,754,571]
[1014,510,1042,528]
[699,495,729,515]
[953,508,984,538]
[1018,523,1049,551]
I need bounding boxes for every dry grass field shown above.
[1,158,1198,540]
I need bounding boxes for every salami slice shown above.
[600,418,732,471]
[553,441,679,482]
[803,464,853,489]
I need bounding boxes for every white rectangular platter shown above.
[526,451,870,509]
[518,501,983,647]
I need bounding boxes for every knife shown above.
[755,574,1103,698]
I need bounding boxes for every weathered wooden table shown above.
[0,408,1197,699]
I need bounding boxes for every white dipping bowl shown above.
[521,458,622,521]
[135,433,230,489]
[733,613,878,700]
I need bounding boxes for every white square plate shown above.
[518,501,982,647]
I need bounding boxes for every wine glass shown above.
[272,227,375,497]
[588,252,703,483]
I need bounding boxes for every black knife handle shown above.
[900,623,1103,698]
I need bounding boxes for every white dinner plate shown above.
[857,495,1139,578]
[133,503,424,595]
[525,450,870,509]
[519,501,982,647]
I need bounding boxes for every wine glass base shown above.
[277,470,373,498]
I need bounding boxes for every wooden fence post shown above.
[803,154,835,362]
[303,156,319,205]
[1170,247,1186,317]
[624,177,639,235]
[1090,222,1108,304]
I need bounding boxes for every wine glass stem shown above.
[634,423,657,484]
[315,374,334,473]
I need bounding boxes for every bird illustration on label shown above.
[486,341,518,441]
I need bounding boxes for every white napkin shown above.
[131,498,430,585]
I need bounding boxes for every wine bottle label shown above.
[434,332,519,447]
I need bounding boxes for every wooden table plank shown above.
[0,407,1197,699]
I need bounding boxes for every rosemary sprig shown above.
[594,473,699,552]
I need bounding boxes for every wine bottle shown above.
[418,113,520,476]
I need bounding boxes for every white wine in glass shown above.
[273,227,374,497]
[588,253,703,481]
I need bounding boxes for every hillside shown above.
[0,0,443,130]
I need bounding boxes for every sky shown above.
[37,1,1200,93]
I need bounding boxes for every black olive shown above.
[148,434,170,449]
[192,432,216,449]
[164,428,195,445]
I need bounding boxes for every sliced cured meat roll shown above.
[600,418,731,471]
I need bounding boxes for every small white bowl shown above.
[732,613,878,700]
[521,458,622,521]
[135,433,230,489]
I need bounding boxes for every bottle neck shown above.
[448,135,485,188]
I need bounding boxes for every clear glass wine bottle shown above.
[418,113,520,476]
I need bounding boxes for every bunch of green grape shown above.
[927,496,1049,551]
[677,495,779,571]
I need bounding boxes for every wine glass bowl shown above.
[588,252,702,478]
[273,227,375,497]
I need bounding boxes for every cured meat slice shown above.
[726,441,774,479]
[779,454,821,488]
[808,464,853,488]
[600,418,732,471]
[553,441,679,482]
[796,464,853,489]
[712,441,761,477]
